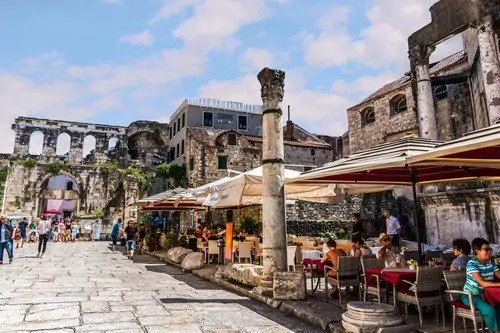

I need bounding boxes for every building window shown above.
[177,118,181,132]
[238,115,247,130]
[203,111,213,127]
[361,107,375,126]
[171,147,175,161]
[434,85,448,100]
[181,140,184,154]
[169,127,172,139]
[189,157,194,171]
[310,149,315,156]
[228,133,237,145]
[176,143,180,158]
[173,122,177,135]
[182,113,185,128]
[218,155,228,169]
[390,94,407,116]
[66,181,73,191]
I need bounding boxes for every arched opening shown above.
[82,135,96,158]
[28,131,44,155]
[108,137,118,151]
[361,107,375,126]
[390,94,408,116]
[39,174,79,219]
[56,133,71,156]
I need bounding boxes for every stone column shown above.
[254,68,287,297]
[410,44,438,139]
[477,15,500,124]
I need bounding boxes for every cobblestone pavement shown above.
[0,242,323,333]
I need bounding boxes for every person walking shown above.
[37,215,51,258]
[0,215,15,264]
[110,218,123,252]
[382,208,401,251]
[124,221,137,260]
[16,217,28,248]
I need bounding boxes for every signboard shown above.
[216,113,234,124]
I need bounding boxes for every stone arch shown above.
[361,107,375,126]
[28,131,44,155]
[108,137,119,151]
[83,135,96,158]
[56,133,71,155]
[389,94,408,116]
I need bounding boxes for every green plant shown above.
[125,167,154,192]
[89,209,105,218]
[45,162,66,176]
[14,196,21,209]
[0,166,9,182]
[22,158,37,169]
[156,162,170,179]
[240,216,260,234]
[169,164,186,187]
[100,161,120,175]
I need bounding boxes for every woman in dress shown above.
[450,238,471,271]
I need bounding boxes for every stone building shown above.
[1,117,169,221]
[346,0,500,245]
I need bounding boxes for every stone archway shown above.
[34,171,84,218]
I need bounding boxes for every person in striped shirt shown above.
[463,237,500,332]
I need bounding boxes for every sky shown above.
[0,0,464,153]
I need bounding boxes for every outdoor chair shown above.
[324,256,361,304]
[360,257,386,303]
[403,250,420,262]
[443,270,484,333]
[205,240,219,264]
[238,242,253,263]
[287,245,297,271]
[396,266,445,328]
[425,250,443,262]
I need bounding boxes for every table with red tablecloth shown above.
[363,267,417,305]
[302,258,325,292]
[485,287,500,306]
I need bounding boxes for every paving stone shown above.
[145,325,203,333]
[137,315,196,326]
[81,301,110,313]
[25,305,79,322]
[83,311,135,324]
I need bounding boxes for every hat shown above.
[378,233,392,243]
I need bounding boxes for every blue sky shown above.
[0,0,462,152]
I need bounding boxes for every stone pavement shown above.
[0,241,323,333]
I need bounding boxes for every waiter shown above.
[382,208,401,250]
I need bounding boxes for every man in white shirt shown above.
[382,208,401,250]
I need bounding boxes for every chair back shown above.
[425,250,443,261]
[287,245,297,266]
[337,256,360,277]
[362,254,376,258]
[361,257,385,271]
[239,242,253,259]
[443,270,466,301]
[415,267,443,292]
[208,240,219,254]
[404,250,420,262]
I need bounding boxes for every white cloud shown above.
[148,0,200,25]
[241,48,275,71]
[332,71,399,97]
[120,29,155,46]
[302,0,462,72]
[199,69,352,136]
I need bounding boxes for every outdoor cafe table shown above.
[302,258,324,293]
[364,267,417,305]
[485,287,500,306]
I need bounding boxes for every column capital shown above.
[409,44,435,66]
[257,68,285,105]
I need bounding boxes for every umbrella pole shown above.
[410,169,423,263]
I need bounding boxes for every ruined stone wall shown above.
[420,187,500,245]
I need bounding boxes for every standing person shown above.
[37,215,51,258]
[0,215,15,264]
[17,217,28,248]
[57,219,65,243]
[462,237,500,332]
[110,218,123,252]
[64,218,72,242]
[28,219,38,243]
[351,213,364,239]
[137,223,147,255]
[124,221,137,260]
[382,208,401,250]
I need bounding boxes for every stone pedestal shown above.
[272,271,306,300]
[342,302,413,333]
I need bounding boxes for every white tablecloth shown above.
[302,250,322,259]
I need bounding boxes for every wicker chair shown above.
[443,270,484,333]
[324,256,361,304]
[396,266,445,328]
[361,257,386,303]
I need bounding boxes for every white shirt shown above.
[386,215,401,235]
[38,220,52,235]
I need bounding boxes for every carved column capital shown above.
[409,44,435,66]
[257,68,285,105]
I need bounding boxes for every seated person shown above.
[321,239,347,298]
[377,233,401,267]
[350,236,372,257]
[450,238,471,271]
[463,237,500,332]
